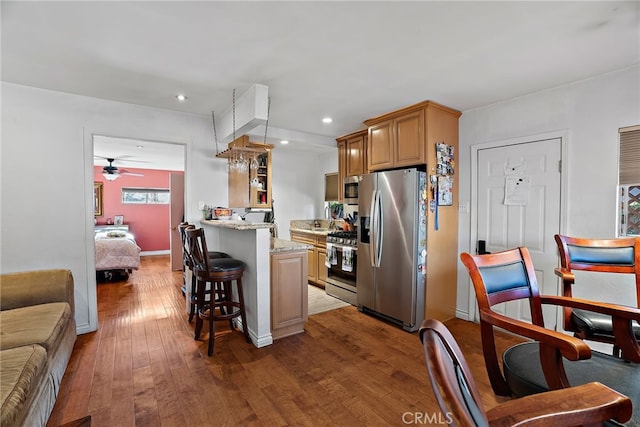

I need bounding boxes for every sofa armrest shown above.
[0,269,74,314]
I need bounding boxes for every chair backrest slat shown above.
[420,319,489,427]
[461,248,541,318]
[568,244,635,266]
[185,227,211,274]
[479,261,530,295]
[555,234,640,307]
[178,222,194,267]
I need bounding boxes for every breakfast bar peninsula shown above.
[200,219,309,348]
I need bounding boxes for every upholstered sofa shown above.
[0,269,77,427]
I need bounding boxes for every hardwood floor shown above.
[47,256,521,427]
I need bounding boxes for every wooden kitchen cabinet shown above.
[336,129,367,202]
[394,109,425,167]
[317,246,328,285]
[337,140,346,202]
[271,249,308,339]
[290,231,327,288]
[365,106,424,171]
[366,119,394,171]
[249,151,272,208]
[345,131,367,176]
[225,136,273,208]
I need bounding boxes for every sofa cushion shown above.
[0,303,72,352]
[0,345,48,427]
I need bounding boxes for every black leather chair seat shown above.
[572,309,640,340]
[208,258,245,272]
[503,342,640,426]
[208,251,230,259]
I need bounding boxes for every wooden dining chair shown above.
[419,319,632,427]
[460,247,640,425]
[554,234,640,359]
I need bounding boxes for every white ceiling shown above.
[3,1,639,164]
[93,135,186,171]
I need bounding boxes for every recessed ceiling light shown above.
[176,94,187,101]
[322,117,333,124]
[280,140,289,145]
[136,145,144,149]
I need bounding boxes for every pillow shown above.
[106,231,127,238]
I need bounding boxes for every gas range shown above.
[326,231,357,247]
[325,230,357,306]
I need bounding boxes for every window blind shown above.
[620,125,640,185]
[122,188,170,204]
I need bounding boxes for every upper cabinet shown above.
[324,172,339,201]
[364,101,459,172]
[336,129,367,202]
[344,131,367,176]
[337,140,346,201]
[249,151,272,208]
[223,136,273,209]
[366,111,423,170]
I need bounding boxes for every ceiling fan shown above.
[99,157,144,181]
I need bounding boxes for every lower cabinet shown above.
[270,250,308,340]
[317,246,327,285]
[290,231,327,288]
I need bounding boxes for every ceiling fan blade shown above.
[95,155,150,163]
[117,158,152,164]
[120,168,144,176]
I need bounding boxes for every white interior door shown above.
[475,137,562,327]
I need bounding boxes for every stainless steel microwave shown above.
[344,176,358,205]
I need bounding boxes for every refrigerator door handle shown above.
[375,190,383,267]
[369,189,378,267]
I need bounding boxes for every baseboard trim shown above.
[455,309,470,321]
[141,250,170,256]
[76,322,96,335]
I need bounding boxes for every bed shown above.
[94,226,141,277]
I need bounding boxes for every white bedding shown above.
[95,231,141,271]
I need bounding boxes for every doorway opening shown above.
[92,135,186,282]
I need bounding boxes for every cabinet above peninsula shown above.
[219,135,273,209]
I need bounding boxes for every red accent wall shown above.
[94,167,183,252]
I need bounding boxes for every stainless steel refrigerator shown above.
[357,168,427,332]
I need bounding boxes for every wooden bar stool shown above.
[178,222,230,322]
[185,227,250,356]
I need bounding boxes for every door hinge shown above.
[558,160,562,173]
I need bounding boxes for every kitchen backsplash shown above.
[290,219,344,231]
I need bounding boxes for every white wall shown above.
[455,66,640,320]
[270,147,336,239]
[1,82,333,333]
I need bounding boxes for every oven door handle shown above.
[331,244,357,251]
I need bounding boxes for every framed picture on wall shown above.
[114,215,124,225]
[94,182,103,217]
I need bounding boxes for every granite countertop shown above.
[289,227,333,236]
[289,219,346,236]
[201,219,275,230]
[270,238,312,253]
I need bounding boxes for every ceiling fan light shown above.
[103,172,118,181]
